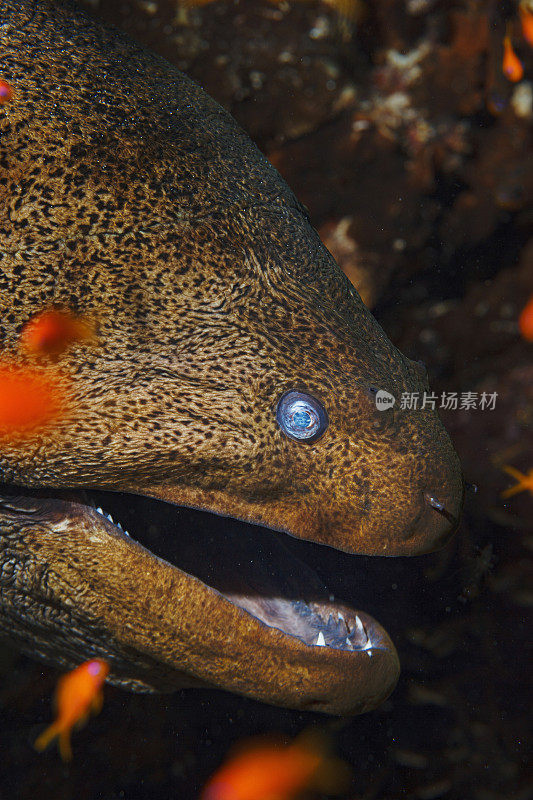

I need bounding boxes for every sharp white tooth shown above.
[106,513,113,522]
[354,615,365,636]
[117,522,123,530]
[96,507,104,515]
[338,613,345,622]
[345,637,352,648]
[315,631,326,647]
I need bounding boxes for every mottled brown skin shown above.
[0,0,463,715]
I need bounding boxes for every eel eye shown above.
[276,391,328,443]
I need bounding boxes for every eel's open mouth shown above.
[85,491,377,654]
[0,485,400,715]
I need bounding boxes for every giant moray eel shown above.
[0,0,463,715]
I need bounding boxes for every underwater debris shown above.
[180,0,365,25]
[457,544,495,603]
[318,216,383,307]
[511,79,533,117]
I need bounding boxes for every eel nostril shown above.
[423,491,458,526]
[424,492,445,512]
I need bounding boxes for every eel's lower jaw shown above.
[85,492,394,659]
[0,488,400,715]
[228,592,374,651]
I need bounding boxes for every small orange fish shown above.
[501,465,533,498]
[0,363,69,440]
[20,309,97,359]
[518,294,533,341]
[502,35,524,82]
[34,659,110,762]
[0,78,13,104]
[520,4,533,48]
[201,730,351,800]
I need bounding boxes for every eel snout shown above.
[0,489,399,715]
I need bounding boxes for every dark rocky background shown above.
[1,1,531,798]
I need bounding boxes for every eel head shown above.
[0,0,463,715]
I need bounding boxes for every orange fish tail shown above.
[501,484,522,499]
[90,689,104,715]
[502,464,525,481]
[58,730,73,762]
[36,720,74,760]
[292,729,352,794]
[310,754,352,794]
[34,722,61,753]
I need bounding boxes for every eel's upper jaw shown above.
[140,476,463,558]
[0,489,399,716]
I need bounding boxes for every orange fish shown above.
[0,78,13,104]
[0,363,69,440]
[518,294,533,341]
[34,659,110,762]
[20,309,97,359]
[501,465,533,498]
[200,730,351,800]
[502,34,524,82]
[520,4,533,47]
